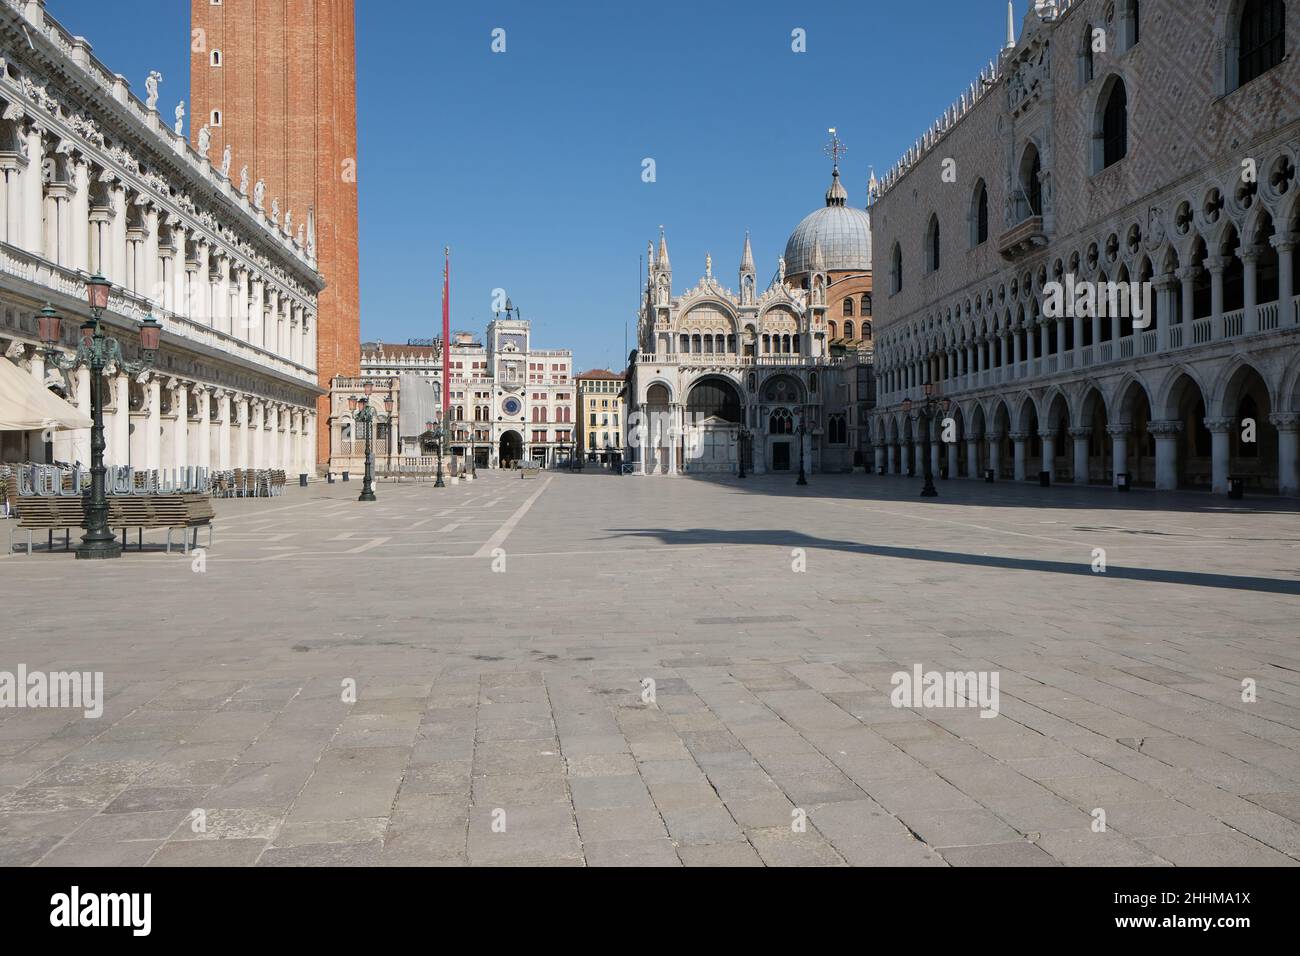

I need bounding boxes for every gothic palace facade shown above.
[870,0,1300,495]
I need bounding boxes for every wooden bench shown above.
[6,485,215,556]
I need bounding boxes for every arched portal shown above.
[498,430,523,469]
[1222,363,1277,492]
[1079,386,1110,484]
[1166,373,1211,489]
[685,377,743,474]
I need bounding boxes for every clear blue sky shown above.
[46,0,1015,372]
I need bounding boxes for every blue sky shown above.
[46,0,1015,372]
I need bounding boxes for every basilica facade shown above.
[870,0,1300,496]
[0,0,323,476]
[625,164,875,476]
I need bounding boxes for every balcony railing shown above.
[880,293,1300,407]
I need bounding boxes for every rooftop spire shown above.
[740,230,755,272]
[656,225,670,272]
[1005,1,1016,49]
[823,128,849,207]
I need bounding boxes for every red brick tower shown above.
[190,0,360,467]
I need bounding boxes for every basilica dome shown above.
[783,167,873,278]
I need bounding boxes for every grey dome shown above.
[783,169,872,276]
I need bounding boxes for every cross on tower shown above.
[824,128,847,168]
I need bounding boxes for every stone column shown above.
[109,183,128,286]
[929,438,940,477]
[873,443,884,473]
[887,443,896,474]
[1071,427,1091,484]
[251,277,266,349]
[194,241,211,326]
[217,256,232,334]
[1154,274,1176,349]
[1270,413,1299,496]
[71,160,90,270]
[965,438,979,477]
[1040,430,1055,480]
[21,122,43,254]
[73,365,91,465]
[236,268,250,340]
[1272,233,1296,322]
[1177,265,1199,326]
[1204,417,1233,494]
[945,438,957,478]
[987,430,1002,479]
[196,387,212,470]
[217,391,232,470]
[172,381,188,474]
[252,401,264,469]
[1107,424,1128,487]
[1206,256,1227,334]
[1071,311,1083,362]
[1011,431,1027,481]
[1242,246,1260,333]
[143,204,160,305]
[171,222,188,316]
[112,371,130,467]
[144,375,162,472]
[237,397,250,468]
[1149,420,1182,491]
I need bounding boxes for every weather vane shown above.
[824,127,847,168]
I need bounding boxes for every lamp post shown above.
[349,381,390,502]
[904,383,950,499]
[737,425,751,479]
[38,275,162,559]
[427,419,445,487]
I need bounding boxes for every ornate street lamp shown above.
[351,394,377,502]
[906,383,951,499]
[38,276,162,559]
[426,419,445,487]
[737,425,751,479]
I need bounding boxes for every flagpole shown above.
[442,245,451,449]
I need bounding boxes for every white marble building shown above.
[625,209,864,476]
[0,0,322,476]
[332,310,574,471]
[870,0,1300,496]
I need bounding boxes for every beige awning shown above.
[0,356,92,431]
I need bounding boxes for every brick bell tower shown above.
[190,0,361,468]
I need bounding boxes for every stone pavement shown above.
[2,469,1299,866]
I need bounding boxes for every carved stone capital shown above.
[1147,420,1183,437]
[1202,416,1235,433]
[1268,412,1300,431]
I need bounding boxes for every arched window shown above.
[1100,77,1128,170]
[842,297,854,316]
[1120,0,1141,50]
[844,320,855,339]
[210,49,222,67]
[686,379,741,423]
[890,243,903,294]
[827,321,837,339]
[210,109,223,127]
[1238,0,1287,87]
[1018,145,1042,219]
[828,414,847,444]
[861,293,872,316]
[925,214,941,273]
[971,181,989,247]
[1079,24,1096,83]
[769,408,793,434]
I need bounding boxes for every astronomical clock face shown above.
[501,395,522,417]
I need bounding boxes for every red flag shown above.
[442,246,450,421]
